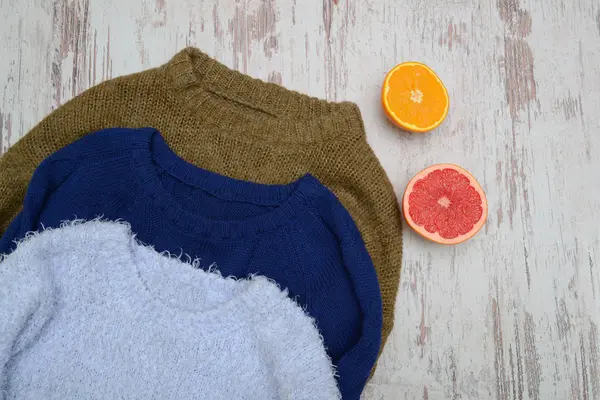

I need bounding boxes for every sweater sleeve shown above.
[313,189,383,399]
[0,239,53,396]
[0,83,111,235]
[0,125,150,255]
[257,289,341,400]
[0,156,77,255]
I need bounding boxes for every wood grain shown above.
[1,0,599,398]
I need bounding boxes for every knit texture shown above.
[0,127,382,400]
[0,47,402,361]
[0,220,341,399]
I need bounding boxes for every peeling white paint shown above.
[1,1,600,399]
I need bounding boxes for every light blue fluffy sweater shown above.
[0,220,340,399]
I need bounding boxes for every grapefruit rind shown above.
[402,164,487,245]
[381,62,450,133]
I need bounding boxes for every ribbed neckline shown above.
[130,128,322,239]
[162,47,365,144]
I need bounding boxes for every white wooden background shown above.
[1,1,599,399]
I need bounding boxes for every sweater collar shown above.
[130,128,322,239]
[162,47,365,144]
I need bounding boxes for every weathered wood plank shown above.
[1,0,599,398]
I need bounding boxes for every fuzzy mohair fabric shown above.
[0,220,340,400]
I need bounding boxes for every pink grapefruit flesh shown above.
[402,164,487,244]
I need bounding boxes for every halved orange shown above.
[382,62,449,133]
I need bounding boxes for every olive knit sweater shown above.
[0,47,402,353]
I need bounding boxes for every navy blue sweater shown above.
[0,128,382,399]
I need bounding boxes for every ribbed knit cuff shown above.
[162,47,365,143]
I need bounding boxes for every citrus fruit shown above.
[402,164,487,244]
[382,62,449,133]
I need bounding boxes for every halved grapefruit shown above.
[402,164,487,244]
